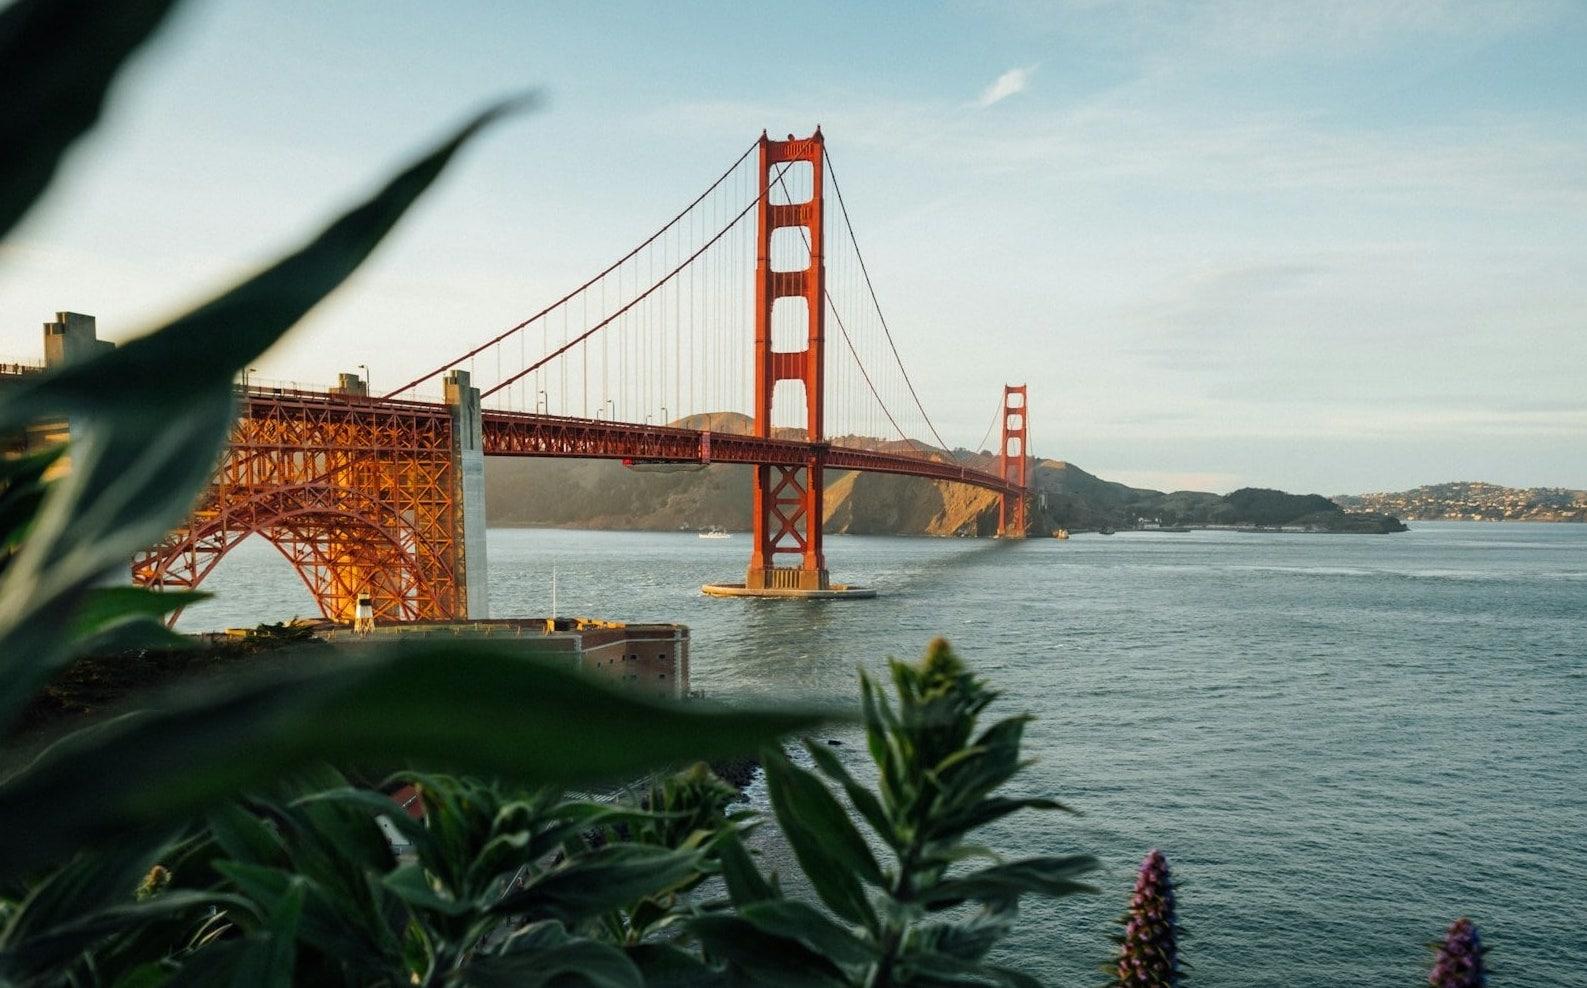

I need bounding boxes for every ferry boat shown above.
[1053,529,1069,540]
[697,527,731,539]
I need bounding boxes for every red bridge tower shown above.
[998,384,1029,537]
[745,130,830,592]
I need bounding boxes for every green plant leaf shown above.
[0,97,530,735]
[626,943,729,988]
[0,0,184,239]
[290,788,436,864]
[762,748,881,928]
[921,855,1100,909]
[0,445,60,560]
[715,832,777,908]
[382,862,474,918]
[490,843,705,923]
[158,880,303,987]
[68,587,208,642]
[687,914,849,988]
[894,950,1043,988]
[735,899,876,966]
[0,95,534,430]
[933,716,1029,815]
[0,838,163,948]
[0,889,257,980]
[0,642,833,882]
[467,921,643,988]
[231,877,304,986]
[803,737,895,847]
[929,796,1072,843]
[206,802,287,869]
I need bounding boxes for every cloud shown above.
[977,65,1036,107]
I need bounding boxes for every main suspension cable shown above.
[824,147,955,454]
[480,163,792,401]
[383,138,759,399]
[769,166,927,457]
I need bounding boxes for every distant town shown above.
[1334,482,1587,523]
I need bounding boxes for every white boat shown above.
[697,527,731,539]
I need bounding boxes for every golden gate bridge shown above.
[82,130,1033,619]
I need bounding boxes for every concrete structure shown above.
[43,312,113,368]
[319,617,689,699]
[445,370,489,619]
[331,373,369,397]
[702,581,875,599]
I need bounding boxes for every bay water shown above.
[180,521,1587,985]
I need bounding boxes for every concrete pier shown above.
[445,370,489,619]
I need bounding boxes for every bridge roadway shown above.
[245,385,1023,499]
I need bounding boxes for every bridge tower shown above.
[998,384,1029,537]
[744,129,831,593]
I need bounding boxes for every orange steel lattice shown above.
[747,129,829,591]
[133,387,464,623]
[998,384,1029,537]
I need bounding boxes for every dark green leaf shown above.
[804,737,895,847]
[206,802,286,868]
[762,748,881,927]
[921,855,1100,908]
[735,899,876,966]
[626,943,729,988]
[929,796,1072,843]
[0,0,184,238]
[0,96,535,429]
[0,890,256,979]
[211,860,393,974]
[715,832,777,908]
[686,914,849,988]
[468,922,642,988]
[382,862,473,918]
[68,587,208,642]
[933,716,1029,814]
[229,878,303,986]
[0,97,530,735]
[290,787,435,864]
[475,939,641,988]
[895,950,1042,988]
[0,838,163,947]
[491,843,704,923]
[0,642,832,881]
[0,445,60,557]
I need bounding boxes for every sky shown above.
[3,0,1584,494]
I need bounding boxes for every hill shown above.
[484,420,1405,535]
[1335,482,1586,522]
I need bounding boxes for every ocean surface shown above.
[180,522,1587,986]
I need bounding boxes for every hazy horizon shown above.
[3,1,1583,493]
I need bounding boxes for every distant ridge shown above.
[1335,482,1587,523]
[484,418,1407,535]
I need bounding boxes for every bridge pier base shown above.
[446,370,489,619]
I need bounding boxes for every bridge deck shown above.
[235,386,1022,498]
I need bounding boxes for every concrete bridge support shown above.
[445,369,489,619]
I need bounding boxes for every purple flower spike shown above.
[1428,917,1488,988]
[1111,849,1181,987]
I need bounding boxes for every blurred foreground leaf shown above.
[0,96,530,732]
[0,642,832,881]
[0,0,184,239]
